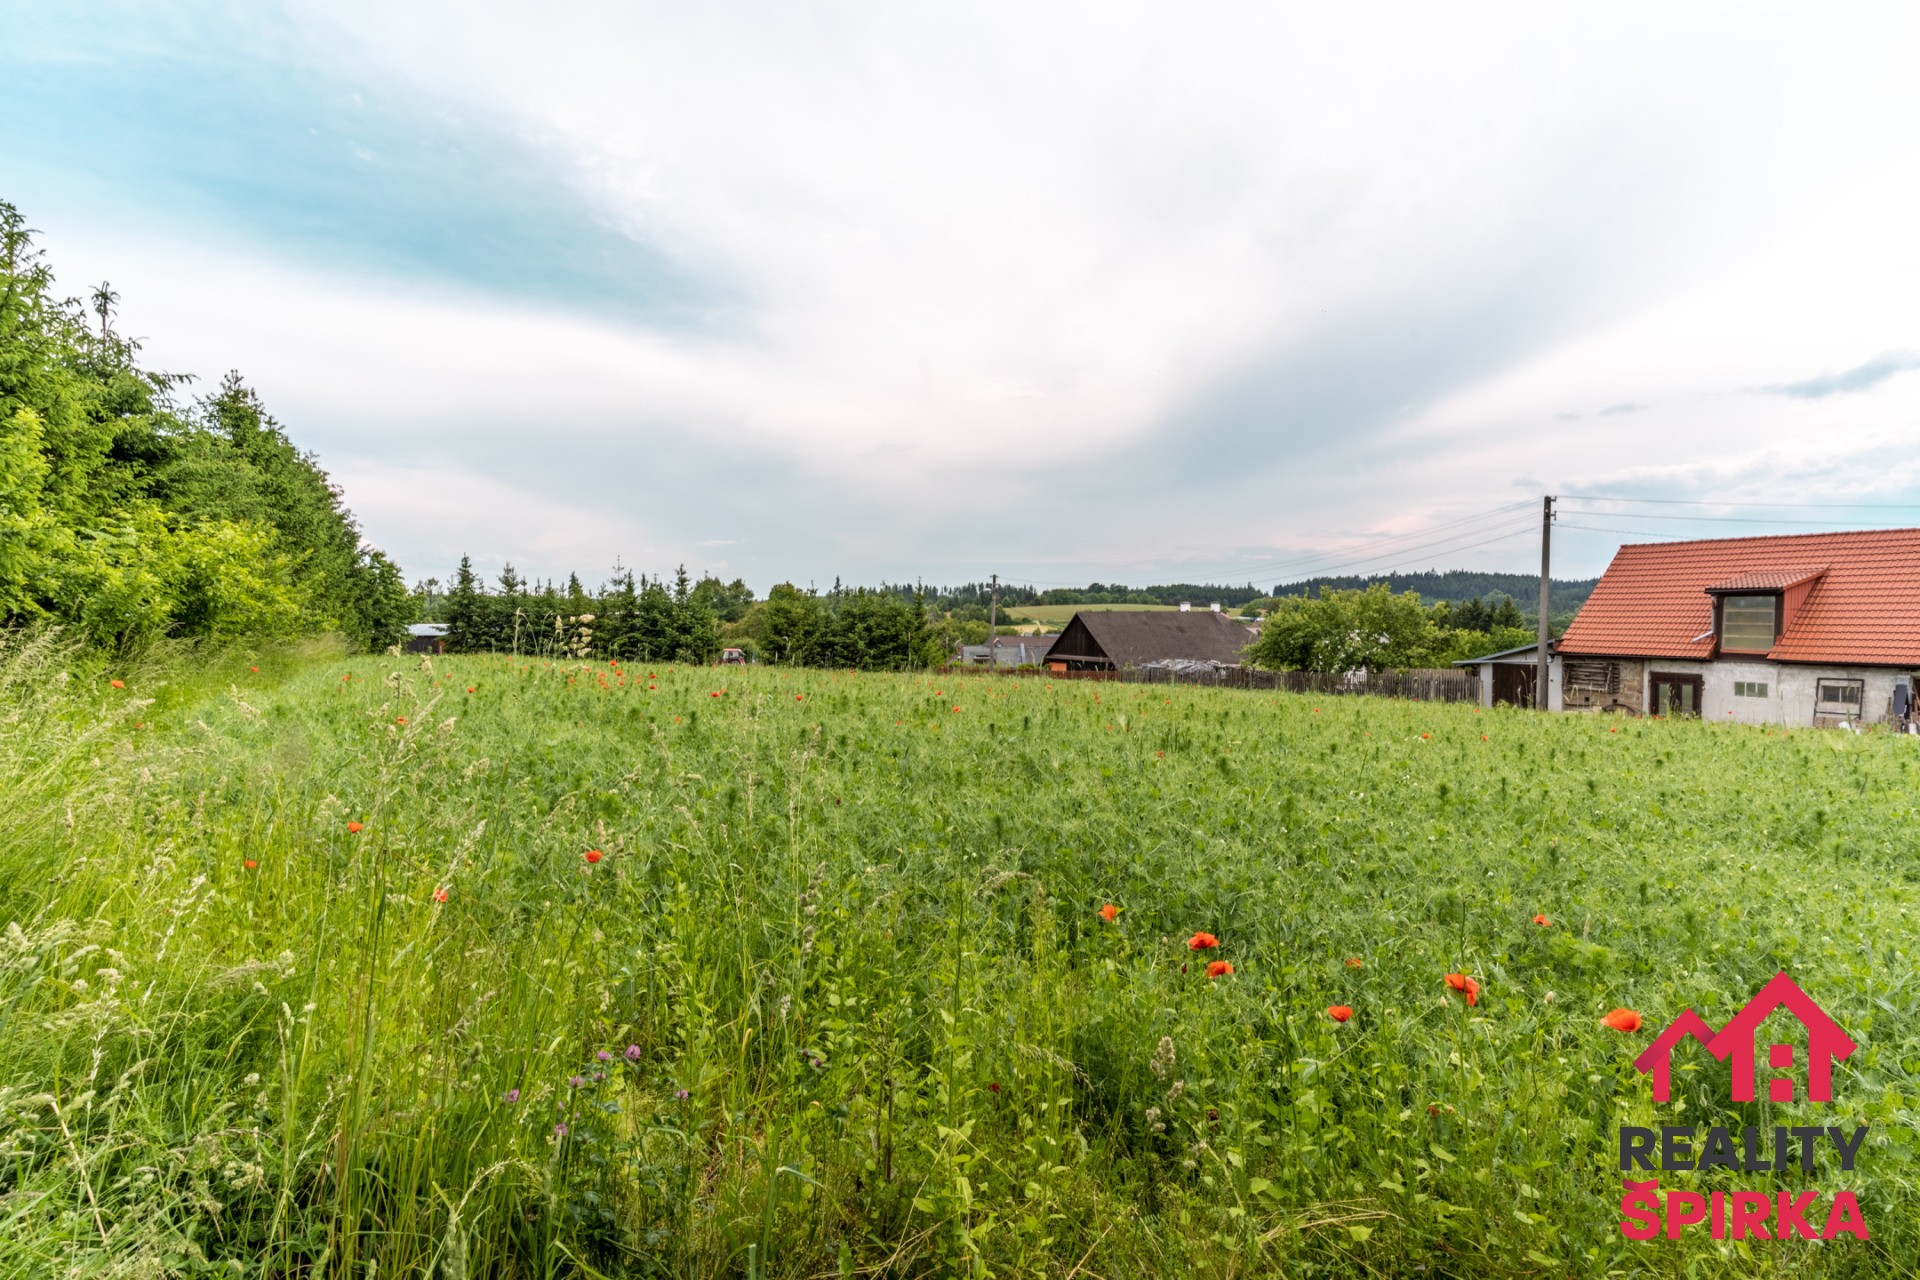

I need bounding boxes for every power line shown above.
[1559,507,1918,528]
[1211,501,1537,583]
[1266,522,1541,582]
[1565,493,1920,510]
[1557,522,1701,541]
[992,499,1543,592]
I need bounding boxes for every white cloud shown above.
[24,2,1920,585]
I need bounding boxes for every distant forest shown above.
[886,572,1595,619]
[882,581,1269,611]
[1269,570,1598,626]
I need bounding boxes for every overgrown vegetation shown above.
[0,202,408,651]
[1249,582,1538,671]
[4,644,1913,1276]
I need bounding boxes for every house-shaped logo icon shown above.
[1633,972,1855,1103]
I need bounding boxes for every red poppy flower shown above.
[1206,960,1234,979]
[1099,903,1118,922]
[250,666,259,673]
[395,716,407,725]
[243,859,257,870]
[347,821,364,833]
[110,679,124,689]
[1188,931,1219,950]
[1602,1008,1643,1032]
[796,694,803,700]
[1481,734,1488,740]
[467,687,476,693]
[1327,1004,1353,1022]
[710,691,721,698]
[1609,727,1618,734]
[952,706,961,713]
[434,886,449,903]
[1444,973,1480,1006]
[1345,957,1363,969]
[1532,913,1551,927]
[342,674,351,682]
[1420,732,1430,740]
[987,1080,1001,1093]
[585,849,603,864]
[1156,751,1165,757]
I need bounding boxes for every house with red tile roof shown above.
[1551,528,1920,726]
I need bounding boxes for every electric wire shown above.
[1559,508,1917,529]
[1564,494,1920,510]
[1191,501,1536,583]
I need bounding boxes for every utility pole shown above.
[1536,495,1555,711]
[986,574,1000,665]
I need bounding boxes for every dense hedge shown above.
[0,200,407,650]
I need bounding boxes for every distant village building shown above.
[1453,641,1563,710]
[405,623,448,655]
[959,634,1058,667]
[1044,610,1253,672]
[1474,530,1920,726]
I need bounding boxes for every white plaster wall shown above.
[1642,659,1707,719]
[1694,662,1910,727]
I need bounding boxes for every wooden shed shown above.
[1044,610,1253,672]
[406,623,448,655]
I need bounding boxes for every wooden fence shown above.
[942,664,1479,703]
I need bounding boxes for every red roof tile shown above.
[1559,528,1920,666]
[1704,567,1827,592]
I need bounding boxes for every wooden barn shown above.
[405,623,448,654]
[1044,609,1254,672]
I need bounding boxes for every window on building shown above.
[1815,679,1864,716]
[1720,595,1776,651]
[1732,680,1770,698]
[1565,660,1620,693]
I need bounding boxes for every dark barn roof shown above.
[1047,610,1253,668]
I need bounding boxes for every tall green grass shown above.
[2,645,1916,1276]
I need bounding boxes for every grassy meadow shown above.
[3,638,1918,1277]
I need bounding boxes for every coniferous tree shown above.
[0,200,405,650]
[444,556,483,652]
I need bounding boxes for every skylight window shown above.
[1720,595,1776,651]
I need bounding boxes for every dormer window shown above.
[1720,594,1777,651]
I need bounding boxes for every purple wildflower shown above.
[625,1044,642,1061]
[504,1089,520,1103]
[592,1071,606,1082]
[554,1123,569,1137]
[596,1050,611,1061]
[568,1075,584,1088]
[673,1088,689,1101]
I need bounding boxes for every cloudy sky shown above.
[7,2,1920,591]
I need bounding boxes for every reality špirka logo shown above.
[1617,972,1868,1242]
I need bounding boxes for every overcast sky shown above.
[8,2,1920,591]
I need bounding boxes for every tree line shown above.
[0,201,408,651]
[431,562,949,669]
